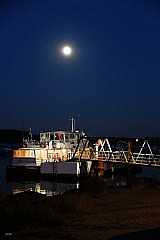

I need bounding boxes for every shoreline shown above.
[0,178,160,239]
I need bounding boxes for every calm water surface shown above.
[0,155,80,198]
[0,154,160,198]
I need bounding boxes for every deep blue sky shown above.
[0,0,160,137]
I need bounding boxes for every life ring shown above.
[41,142,46,148]
[23,143,28,148]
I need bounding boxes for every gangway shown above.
[74,137,160,167]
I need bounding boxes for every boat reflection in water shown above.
[11,180,79,197]
[104,174,127,187]
[9,163,143,196]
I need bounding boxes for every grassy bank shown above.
[0,177,160,240]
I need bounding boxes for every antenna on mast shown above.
[29,128,32,141]
[69,117,75,132]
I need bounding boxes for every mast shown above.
[29,128,32,141]
[70,117,75,132]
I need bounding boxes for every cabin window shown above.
[59,134,64,140]
[55,133,58,140]
[50,133,54,140]
[65,134,69,141]
[70,134,75,140]
[75,134,79,140]
[40,133,45,140]
[46,133,50,140]
[55,133,64,141]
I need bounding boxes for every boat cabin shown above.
[40,131,82,144]
[39,131,85,149]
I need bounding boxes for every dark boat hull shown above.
[6,166,40,181]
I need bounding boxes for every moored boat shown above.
[6,119,91,180]
[40,160,92,181]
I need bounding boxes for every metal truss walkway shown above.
[74,137,160,167]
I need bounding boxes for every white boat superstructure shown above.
[6,119,92,180]
[12,130,85,166]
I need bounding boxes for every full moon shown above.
[62,46,72,56]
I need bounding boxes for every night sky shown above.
[0,0,160,138]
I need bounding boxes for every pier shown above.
[74,137,160,167]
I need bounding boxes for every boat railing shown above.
[80,149,160,166]
[28,140,40,148]
[23,138,40,148]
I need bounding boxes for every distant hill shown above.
[0,129,39,143]
[0,129,160,146]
